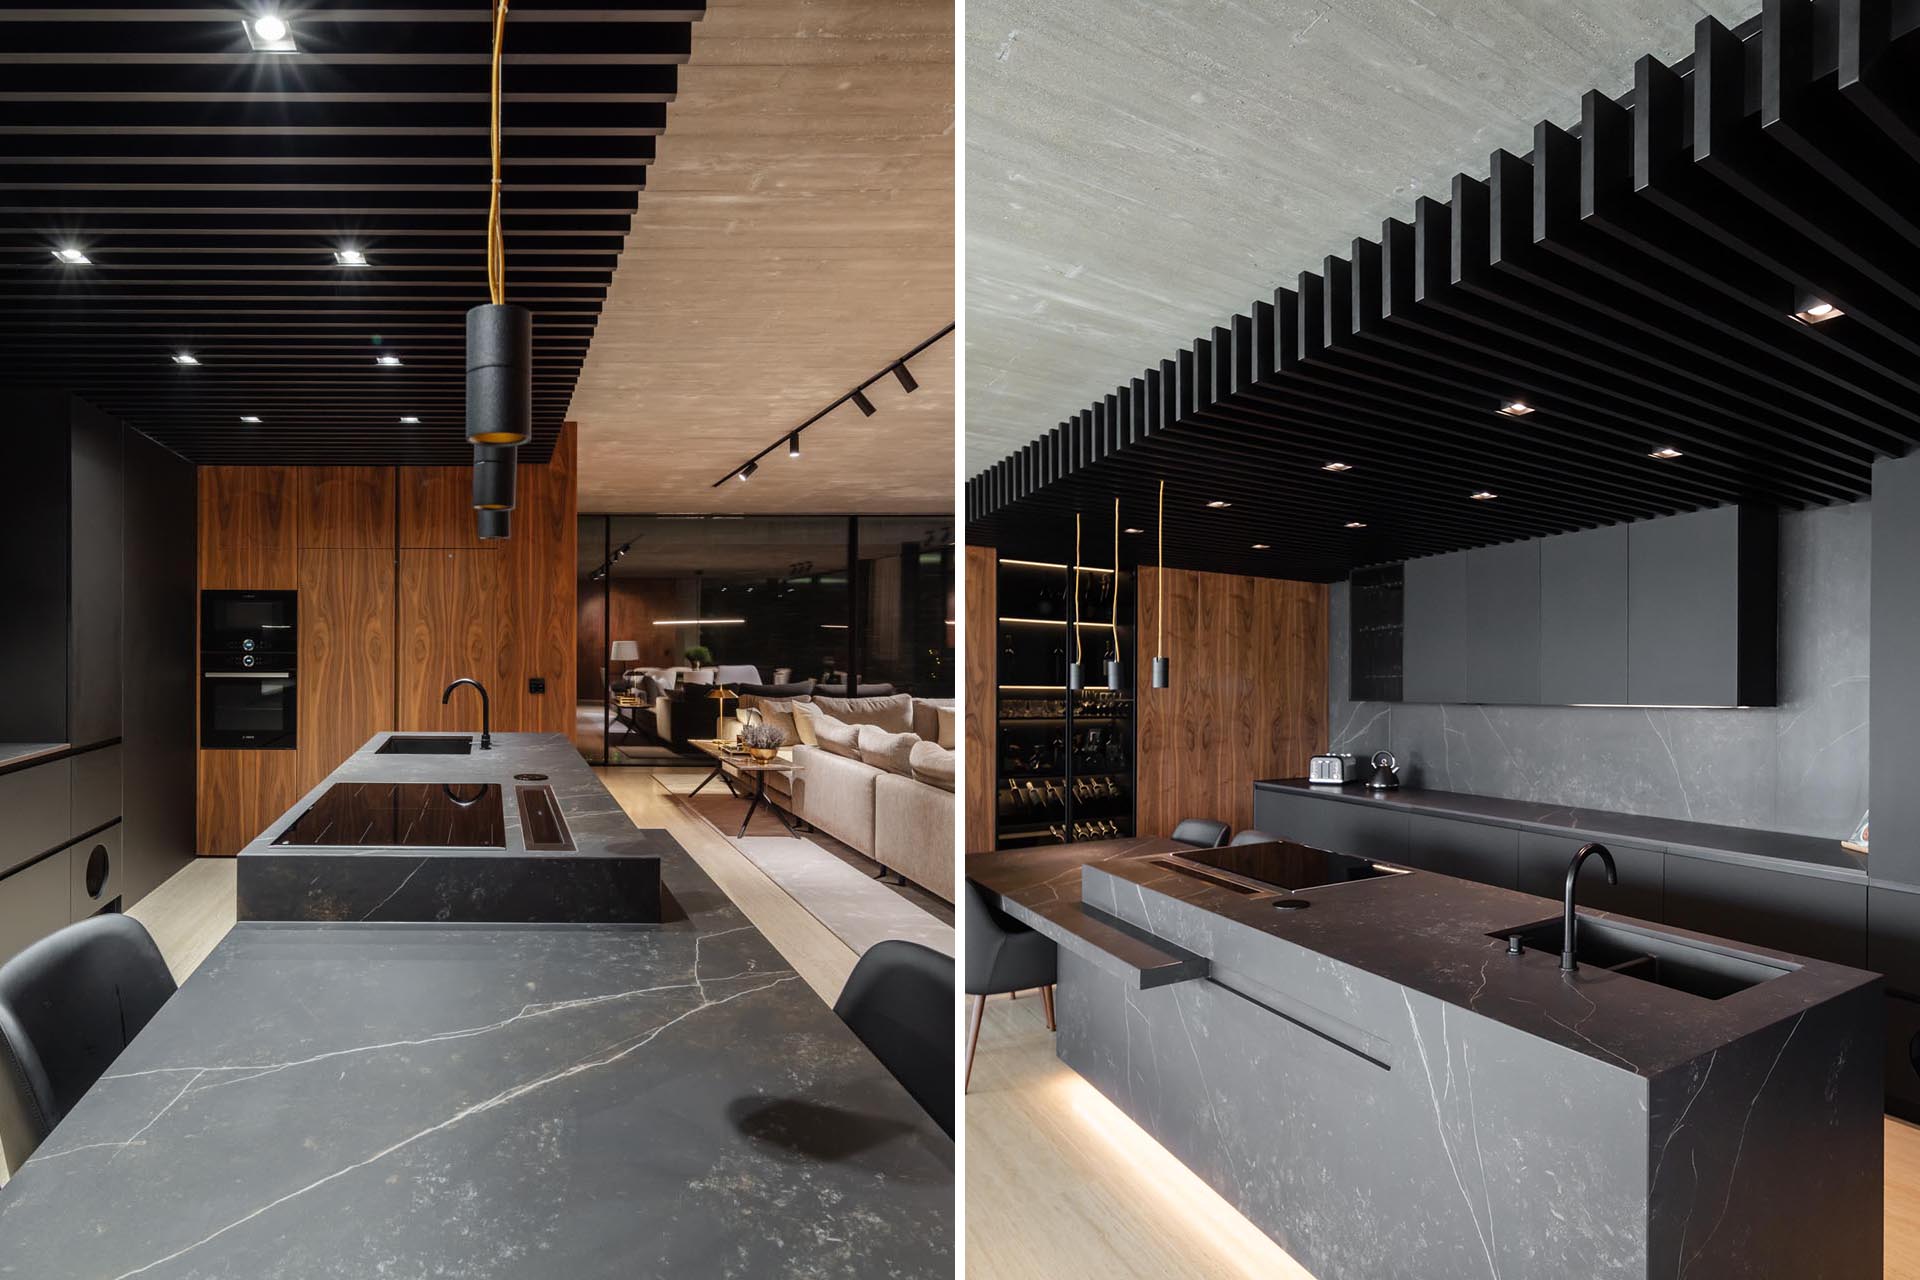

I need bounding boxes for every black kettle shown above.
[1366,750,1400,790]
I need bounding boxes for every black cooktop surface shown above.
[271,782,507,849]
[1175,841,1401,893]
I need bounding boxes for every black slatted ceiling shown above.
[0,0,702,464]
[966,0,1920,582]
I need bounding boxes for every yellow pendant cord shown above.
[1073,513,1082,665]
[1111,497,1120,659]
[487,0,509,306]
[1156,480,1165,654]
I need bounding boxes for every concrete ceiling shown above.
[568,0,955,515]
[964,0,1756,468]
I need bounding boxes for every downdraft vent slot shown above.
[517,786,575,852]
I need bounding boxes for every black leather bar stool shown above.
[964,880,1058,1090]
[833,939,954,1138]
[1230,828,1280,845]
[0,914,176,1167]
[1170,818,1231,848]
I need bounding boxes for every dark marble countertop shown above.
[0,923,952,1277]
[0,742,69,776]
[1256,778,1868,880]
[971,837,1879,1078]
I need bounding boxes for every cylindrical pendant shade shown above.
[476,508,511,540]
[1067,661,1084,692]
[472,443,518,511]
[1151,656,1170,689]
[465,302,533,445]
[1106,658,1124,691]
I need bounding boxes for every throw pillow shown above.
[637,674,665,703]
[810,712,861,761]
[812,692,913,733]
[935,704,956,750]
[742,695,809,747]
[909,740,955,791]
[856,724,920,777]
[789,700,825,746]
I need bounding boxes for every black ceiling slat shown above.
[0,63,679,98]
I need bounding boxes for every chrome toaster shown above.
[1308,753,1361,784]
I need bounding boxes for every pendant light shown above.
[469,0,529,539]
[1066,511,1085,691]
[1151,479,1170,689]
[1106,496,1124,690]
[477,509,511,540]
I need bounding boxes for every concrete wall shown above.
[1328,502,1870,839]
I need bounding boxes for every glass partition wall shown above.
[576,514,954,765]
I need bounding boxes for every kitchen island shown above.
[969,836,1882,1280]
[0,735,953,1277]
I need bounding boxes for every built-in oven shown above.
[201,589,298,656]
[201,590,298,749]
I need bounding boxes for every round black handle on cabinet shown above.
[85,843,109,899]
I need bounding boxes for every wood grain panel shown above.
[398,466,486,549]
[300,466,394,549]
[964,545,996,853]
[398,549,503,733]
[197,466,298,589]
[579,578,696,699]
[499,423,577,734]
[1135,567,1328,837]
[196,749,303,857]
[298,549,395,789]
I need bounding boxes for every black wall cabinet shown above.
[1362,506,1776,709]
[1872,453,1920,888]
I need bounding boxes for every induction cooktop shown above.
[1167,841,1405,894]
[271,782,506,849]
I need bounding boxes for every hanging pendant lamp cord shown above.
[1156,480,1165,654]
[1073,513,1083,666]
[487,0,510,306]
[1111,497,1120,661]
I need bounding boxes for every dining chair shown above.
[1170,818,1231,848]
[964,881,1058,1090]
[1230,828,1281,845]
[0,914,176,1166]
[832,939,954,1138]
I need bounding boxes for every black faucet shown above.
[1561,842,1617,971]
[442,678,491,750]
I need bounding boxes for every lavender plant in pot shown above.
[738,720,787,763]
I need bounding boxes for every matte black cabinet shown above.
[1400,551,1468,703]
[0,760,72,879]
[1539,526,1628,705]
[1463,542,1540,705]
[1872,453,1920,888]
[1249,790,1407,864]
[1662,853,1866,968]
[1403,812,1515,887]
[1626,506,1776,708]
[68,400,125,745]
[1884,994,1920,1122]
[1514,832,1663,923]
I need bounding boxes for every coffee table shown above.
[688,739,804,837]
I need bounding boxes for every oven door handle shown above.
[203,671,292,679]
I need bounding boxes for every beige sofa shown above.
[747,693,954,902]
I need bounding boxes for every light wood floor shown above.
[966,989,1920,1280]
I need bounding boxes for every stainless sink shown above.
[376,735,474,756]
[1494,916,1795,1000]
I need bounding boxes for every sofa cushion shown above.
[789,700,826,746]
[856,725,920,777]
[741,694,809,747]
[736,679,815,698]
[812,692,913,733]
[909,739,955,791]
[810,712,862,760]
[909,697,955,745]
[713,664,762,685]
[636,674,665,703]
[679,668,716,686]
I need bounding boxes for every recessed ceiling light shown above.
[1648,445,1684,460]
[171,353,199,366]
[1251,543,1271,550]
[1497,400,1535,417]
[244,14,298,52]
[1123,527,1145,534]
[1345,521,1368,529]
[239,415,262,424]
[334,248,367,266]
[1321,461,1353,472]
[1470,490,1498,501]
[1205,500,1232,509]
[376,354,402,366]
[399,416,422,425]
[1791,299,1844,325]
[51,248,91,265]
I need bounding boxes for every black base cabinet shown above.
[1662,853,1867,968]
[1885,995,1920,1123]
[1514,832,1664,923]
[1250,789,1407,864]
[1403,811,1515,887]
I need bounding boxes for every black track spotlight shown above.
[788,433,801,459]
[472,443,518,512]
[477,509,511,541]
[466,303,533,445]
[850,389,876,417]
[892,362,918,393]
[738,461,758,482]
